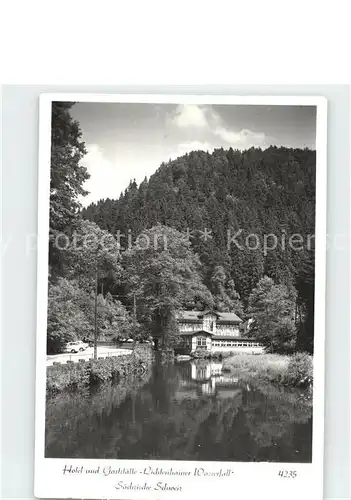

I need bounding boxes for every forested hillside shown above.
[82,147,316,351]
[48,102,316,354]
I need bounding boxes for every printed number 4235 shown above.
[278,470,297,478]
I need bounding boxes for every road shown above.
[46,346,132,366]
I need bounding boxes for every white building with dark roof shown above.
[177,310,264,354]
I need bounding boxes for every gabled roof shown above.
[216,312,242,323]
[179,330,215,337]
[178,310,242,323]
[178,310,203,321]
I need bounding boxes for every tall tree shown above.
[63,219,123,357]
[47,278,91,353]
[49,102,90,274]
[295,252,315,353]
[210,266,243,315]
[247,276,297,353]
[82,146,316,347]
[64,219,122,291]
[46,277,133,353]
[123,224,214,347]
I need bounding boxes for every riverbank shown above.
[46,345,153,395]
[45,354,313,461]
[222,352,313,388]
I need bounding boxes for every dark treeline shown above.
[82,147,316,352]
[48,102,315,354]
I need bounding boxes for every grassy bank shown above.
[222,352,313,388]
[47,345,153,395]
[188,349,230,360]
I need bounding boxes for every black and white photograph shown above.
[34,94,327,499]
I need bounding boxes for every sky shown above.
[70,102,317,206]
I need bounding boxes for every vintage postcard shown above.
[34,94,327,499]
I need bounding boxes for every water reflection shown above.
[176,361,241,399]
[46,359,312,462]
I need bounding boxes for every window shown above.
[197,336,207,347]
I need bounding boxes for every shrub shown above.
[88,359,113,385]
[282,352,313,387]
[46,344,153,394]
[47,362,89,394]
[160,348,175,363]
[134,343,154,361]
[191,349,211,360]
[221,353,313,387]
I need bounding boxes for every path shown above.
[46,346,132,366]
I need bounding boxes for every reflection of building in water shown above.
[201,382,216,395]
[175,361,242,400]
[190,361,226,380]
[191,362,211,381]
[210,362,223,376]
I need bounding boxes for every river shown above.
[45,358,312,462]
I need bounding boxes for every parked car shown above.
[83,338,94,347]
[63,341,89,353]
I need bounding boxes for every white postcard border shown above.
[34,94,327,500]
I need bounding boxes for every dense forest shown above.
[48,102,316,354]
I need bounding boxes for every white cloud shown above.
[169,141,215,160]
[177,141,214,156]
[79,144,125,206]
[214,127,267,148]
[79,107,271,206]
[170,104,268,150]
[172,104,208,128]
[80,144,167,206]
[79,145,110,205]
